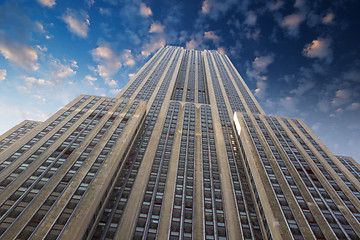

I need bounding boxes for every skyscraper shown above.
[0,46,359,239]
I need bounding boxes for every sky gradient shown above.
[0,0,359,160]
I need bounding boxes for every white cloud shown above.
[186,39,199,50]
[303,38,332,63]
[140,3,152,17]
[346,102,360,111]
[91,44,122,83]
[246,54,274,98]
[37,0,56,7]
[202,0,210,13]
[35,21,45,33]
[25,76,47,85]
[23,76,51,89]
[141,37,166,57]
[149,23,164,33]
[84,75,97,86]
[245,11,257,26]
[252,55,274,72]
[279,96,298,113]
[50,59,77,82]
[331,89,352,107]
[0,33,39,71]
[62,9,90,38]
[204,31,220,41]
[254,80,267,97]
[122,49,135,66]
[200,0,237,20]
[0,69,6,82]
[91,44,135,86]
[36,45,48,52]
[322,12,335,24]
[280,12,305,36]
[268,1,284,11]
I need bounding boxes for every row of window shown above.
[337,156,360,182]
[0,97,103,193]
[169,103,196,239]
[221,54,261,114]
[254,115,325,239]
[279,117,358,239]
[206,52,264,239]
[292,119,360,201]
[185,51,196,102]
[211,52,247,113]
[197,51,209,104]
[133,102,180,239]
[88,50,182,239]
[120,47,167,99]
[172,50,189,101]
[15,100,130,239]
[287,119,360,221]
[44,101,141,240]
[0,96,91,175]
[0,121,39,153]
[0,98,116,237]
[243,114,304,239]
[200,105,227,240]
[136,47,177,102]
[236,135,272,240]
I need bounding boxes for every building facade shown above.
[0,46,359,239]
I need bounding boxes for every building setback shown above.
[0,46,359,240]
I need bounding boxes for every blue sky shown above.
[0,0,359,160]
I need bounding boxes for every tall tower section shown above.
[0,46,359,240]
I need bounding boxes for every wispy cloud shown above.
[149,23,164,33]
[0,69,6,82]
[122,49,135,66]
[200,0,238,20]
[62,9,90,38]
[140,3,152,17]
[268,1,284,11]
[204,31,221,45]
[332,89,352,107]
[99,8,112,17]
[186,39,199,50]
[141,37,166,57]
[0,33,39,71]
[303,38,332,63]
[244,11,257,26]
[346,102,360,111]
[84,75,97,86]
[204,31,220,40]
[91,44,121,85]
[37,0,56,8]
[91,44,136,86]
[50,59,78,82]
[24,76,50,88]
[322,12,335,24]
[246,54,275,98]
[280,12,305,36]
